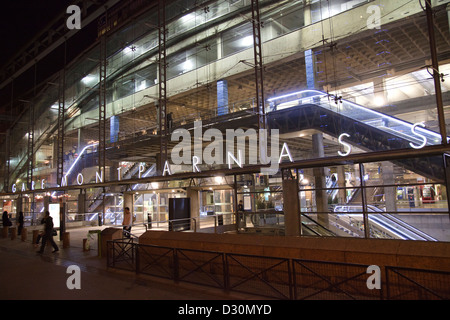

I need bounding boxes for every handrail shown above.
[301,213,336,237]
[378,213,437,241]
[169,217,197,232]
[381,213,437,241]
[122,228,140,240]
[145,217,198,232]
[146,213,236,233]
[268,89,447,145]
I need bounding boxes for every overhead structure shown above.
[158,0,168,173]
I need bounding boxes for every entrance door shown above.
[103,194,123,225]
[134,190,186,229]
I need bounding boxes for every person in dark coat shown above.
[37,211,59,254]
[2,211,12,227]
[17,211,24,235]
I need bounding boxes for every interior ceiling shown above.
[65,8,450,163]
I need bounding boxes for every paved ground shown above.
[0,225,260,301]
[0,225,440,319]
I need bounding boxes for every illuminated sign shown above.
[338,133,352,157]
[9,89,441,193]
[409,122,427,149]
[49,203,60,229]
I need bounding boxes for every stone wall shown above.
[139,231,450,271]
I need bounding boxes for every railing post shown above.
[173,248,179,282]
[288,259,294,300]
[106,241,110,267]
[223,253,229,291]
[109,241,115,268]
[379,266,385,300]
[131,239,135,264]
[135,243,140,274]
[385,266,390,300]
[291,259,297,300]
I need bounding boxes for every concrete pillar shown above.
[304,0,312,26]
[77,193,86,218]
[337,166,346,204]
[414,187,421,208]
[312,133,329,228]
[187,188,200,231]
[382,161,397,213]
[43,196,50,214]
[16,197,23,218]
[283,179,301,236]
[123,193,133,215]
[217,34,223,60]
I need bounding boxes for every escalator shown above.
[332,205,437,241]
[268,90,446,181]
[268,90,446,240]
[300,206,438,240]
[301,213,336,237]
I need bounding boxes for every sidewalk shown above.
[0,226,260,300]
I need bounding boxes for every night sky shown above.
[0,1,73,63]
[0,0,99,110]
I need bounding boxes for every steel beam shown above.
[57,70,66,186]
[251,0,266,131]
[158,0,168,173]
[26,101,34,190]
[425,1,448,144]
[99,35,107,176]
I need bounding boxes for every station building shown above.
[1,0,450,247]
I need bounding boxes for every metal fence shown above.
[106,240,450,300]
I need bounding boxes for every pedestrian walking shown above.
[122,207,132,238]
[37,211,59,254]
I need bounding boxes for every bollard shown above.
[63,232,70,248]
[83,238,90,251]
[21,228,27,241]
[2,227,8,238]
[32,229,40,244]
[10,227,16,240]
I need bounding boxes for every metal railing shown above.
[106,240,450,300]
[145,213,235,233]
[385,266,450,300]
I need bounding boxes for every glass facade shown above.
[1,0,449,241]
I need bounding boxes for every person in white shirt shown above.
[122,207,132,238]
